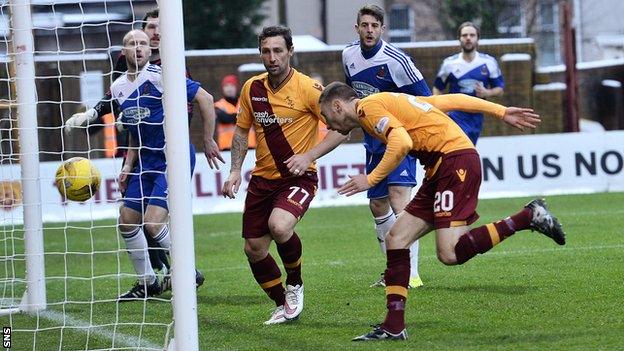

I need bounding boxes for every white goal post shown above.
[0,0,200,350]
[1,0,47,317]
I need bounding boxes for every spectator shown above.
[214,74,256,150]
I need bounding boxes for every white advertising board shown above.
[1,131,623,223]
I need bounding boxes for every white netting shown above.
[0,1,178,350]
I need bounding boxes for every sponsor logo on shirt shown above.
[251,96,269,102]
[253,110,293,125]
[122,106,151,123]
[374,116,390,134]
[352,81,379,98]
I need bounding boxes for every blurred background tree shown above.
[183,0,267,49]
[438,0,508,38]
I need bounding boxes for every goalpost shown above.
[0,1,199,350]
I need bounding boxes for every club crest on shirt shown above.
[374,116,390,134]
[376,66,386,79]
[481,65,488,75]
[285,95,295,109]
[141,83,151,96]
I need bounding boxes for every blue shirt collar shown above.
[361,39,383,59]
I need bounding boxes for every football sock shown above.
[276,232,303,287]
[119,226,156,285]
[153,225,171,251]
[382,249,410,334]
[145,234,166,271]
[374,208,395,254]
[409,239,420,278]
[249,254,285,306]
[454,208,533,264]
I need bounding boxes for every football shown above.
[54,157,101,201]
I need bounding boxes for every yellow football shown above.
[55,157,101,201]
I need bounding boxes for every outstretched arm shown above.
[500,107,541,131]
[284,130,348,175]
[420,94,507,116]
[64,92,118,135]
[338,127,412,196]
[420,94,541,130]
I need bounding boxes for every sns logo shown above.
[374,117,390,135]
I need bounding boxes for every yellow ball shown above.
[55,157,101,201]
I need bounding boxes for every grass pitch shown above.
[2,192,623,350]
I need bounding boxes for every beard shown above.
[461,43,476,53]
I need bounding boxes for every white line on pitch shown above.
[39,309,164,350]
[1,299,163,350]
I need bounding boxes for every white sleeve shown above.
[486,56,502,79]
[436,59,451,82]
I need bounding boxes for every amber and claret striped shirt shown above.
[357,92,507,185]
[237,69,325,180]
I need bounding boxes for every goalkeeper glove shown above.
[64,108,98,135]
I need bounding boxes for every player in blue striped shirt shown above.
[433,22,505,144]
[342,5,431,289]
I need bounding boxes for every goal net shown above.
[0,1,199,349]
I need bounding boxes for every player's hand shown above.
[115,112,125,132]
[285,153,313,176]
[203,138,225,170]
[222,171,242,199]
[118,164,132,193]
[64,108,98,136]
[337,174,370,197]
[502,107,541,131]
[474,84,489,98]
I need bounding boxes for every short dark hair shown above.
[457,21,480,39]
[319,82,358,105]
[258,25,293,50]
[357,4,385,25]
[142,9,159,29]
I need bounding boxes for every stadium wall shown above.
[2,131,623,223]
[4,39,622,161]
[6,39,540,161]
[536,59,624,129]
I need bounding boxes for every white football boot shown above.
[283,284,304,320]
[264,305,287,325]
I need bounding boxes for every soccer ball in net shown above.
[54,157,101,201]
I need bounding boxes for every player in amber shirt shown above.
[318,82,566,341]
[222,26,347,325]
